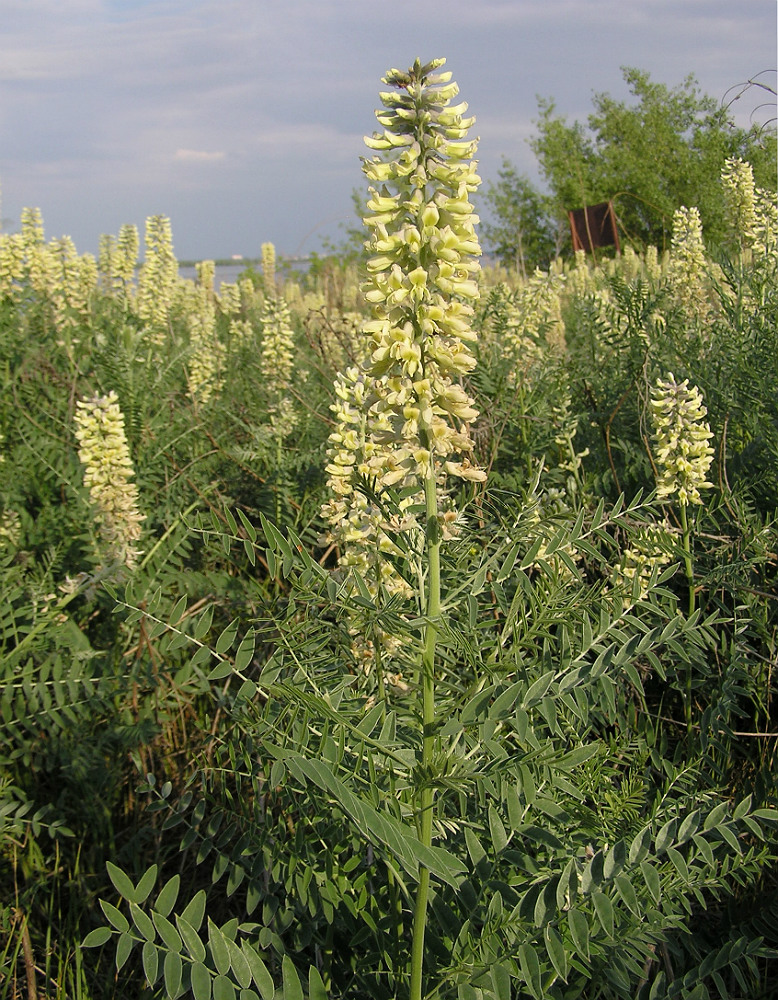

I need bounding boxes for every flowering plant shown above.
[74,390,145,572]
[650,373,714,508]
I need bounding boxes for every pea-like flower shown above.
[667,207,710,324]
[261,242,277,298]
[322,366,416,599]
[614,523,676,607]
[137,215,178,342]
[259,289,298,436]
[721,157,759,252]
[74,391,145,569]
[502,266,566,376]
[650,373,714,506]
[721,156,777,260]
[321,58,485,656]
[358,57,486,493]
[187,289,224,404]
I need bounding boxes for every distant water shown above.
[178,259,310,290]
[177,264,250,289]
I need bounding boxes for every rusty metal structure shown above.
[568,200,621,253]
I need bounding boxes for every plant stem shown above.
[275,433,282,526]
[409,467,440,1000]
[679,502,695,733]
[679,503,695,616]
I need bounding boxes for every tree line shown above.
[479,67,777,276]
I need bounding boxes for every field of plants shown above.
[1,59,778,1000]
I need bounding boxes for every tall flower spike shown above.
[667,206,710,324]
[20,207,44,249]
[187,287,223,404]
[196,260,216,297]
[259,291,298,435]
[74,391,145,570]
[721,157,758,254]
[359,57,486,494]
[137,215,178,341]
[50,236,96,336]
[0,233,25,298]
[261,242,277,298]
[98,234,117,286]
[650,373,714,506]
[116,223,139,303]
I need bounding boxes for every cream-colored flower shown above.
[567,249,595,297]
[49,237,96,335]
[259,293,299,434]
[613,522,676,607]
[20,207,44,248]
[721,157,759,255]
[218,282,242,317]
[261,242,277,297]
[196,260,216,296]
[0,509,21,549]
[321,366,419,674]
[502,267,566,375]
[229,317,254,346]
[137,215,178,340]
[650,373,714,506]
[620,246,640,281]
[187,290,223,403]
[721,158,778,261]
[0,233,25,298]
[358,57,486,493]
[321,60,487,681]
[667,207,710,324]
[754,188,778,258]
[74,391,145,569]
[322,366,418,597]
[644,245,664,283]
[100,224,139,304]
[116,224,139,293]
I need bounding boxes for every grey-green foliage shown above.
[0,501,234,999]
[87,497,778,999]
[85,861,325,1000]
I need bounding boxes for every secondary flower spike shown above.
[75,391,145,569]
[651,373,714,507]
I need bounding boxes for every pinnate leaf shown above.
[192,963,212,1000]
[142,940,159,986]
[544,924,568,982]
[282,956,304,1000]
[106,861,136,901]
[82,927,112,948]
[164,950,183,999]
[155,874,181,917]
[99,899,129,933]
[214,976,236,1000]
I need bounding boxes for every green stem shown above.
[409,467,440,1000]
[275,432,282,526]
[374,615,387,708]
[679,502,695,733]
[519,389,532,479]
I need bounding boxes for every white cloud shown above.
[174,149,226,163]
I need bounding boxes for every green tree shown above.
[480,158,560,276]
[530,66,777,251]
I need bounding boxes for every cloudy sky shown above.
[2,0,775,261]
